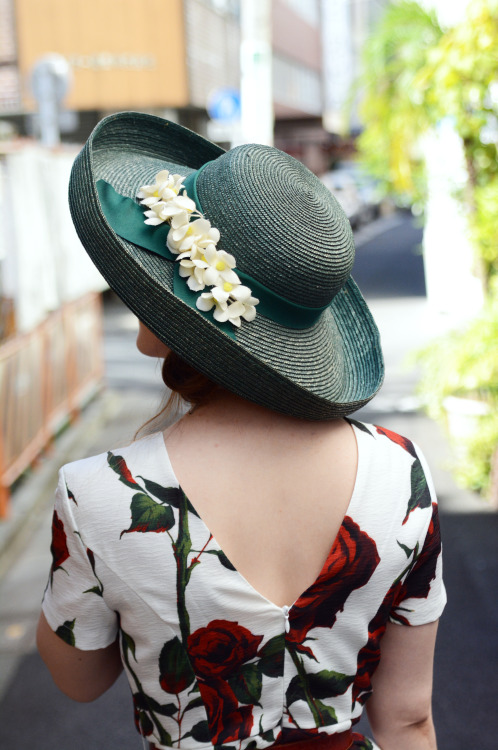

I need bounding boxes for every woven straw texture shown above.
[69,112,383,419]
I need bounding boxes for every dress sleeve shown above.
[389,447,447,627]
[42,468,119,650]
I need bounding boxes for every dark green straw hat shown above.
[69,111,383,419]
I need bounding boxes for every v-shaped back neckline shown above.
[155,424,363,612]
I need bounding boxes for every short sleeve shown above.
[390,447,447,627]
[42,468,118,650]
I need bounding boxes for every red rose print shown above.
[198,678,253,745]
[50,509,69,580]
[107,451,138,487]
[188,620,263,680]
[392,502,441,617]
[287,517,380,648]
[273,727,320,745]
[353,505,442,706]
[116,456,136,484]
[352,579,403,706]
[375,426,417,458]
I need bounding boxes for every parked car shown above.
[320,162,382,228]
[319,169,363,228]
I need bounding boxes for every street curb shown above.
[0,390,121,578]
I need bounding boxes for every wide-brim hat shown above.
[69,111,383,420]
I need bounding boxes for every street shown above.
[0,212,496,749]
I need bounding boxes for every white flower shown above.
[197,284,259,327]
[200,246,240,286]
[143,193,197,225]
[178,247,241,292]
[178,256,210,292]
[197,286,230,319]
[138,169,259,327]
[167,217,220,258]
[138,170,186,204]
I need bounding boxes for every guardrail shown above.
[0,292,104,517]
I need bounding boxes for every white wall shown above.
[1,146,107,333]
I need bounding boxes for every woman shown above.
[37,112,445,750]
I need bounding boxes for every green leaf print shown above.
[190,720,211,743]
[120,493,175,538]
[121,630,137,661]
[397,541,414,558]
[259,719,275,744]
[159,636,196,694]
[82,584,104,597]
[145,701,178,718]
[403,458,432,524]
[183,696,205,713]
[205,548,236,571]
[286,674,306,706]
[107,452,140,490]
[138,710,154,736]
[137,477,200,518]
[346,418,373,436]
[84,548,104,595]
[228,662,263,705]
[134,691,179,718]
[124,631,173,746]
[174,491,194,644]
[307,670,355,699]
[314,699,338,726]
[55,618,75,646]
[259,633,285,677]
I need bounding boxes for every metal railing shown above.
[0,292,104,517]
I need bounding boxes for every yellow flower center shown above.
[223,282,233,292]
[216,261,226,271]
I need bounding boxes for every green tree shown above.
[356,1,442,207]
[358,0,498,289]
[357,0,498,502]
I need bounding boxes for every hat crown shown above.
[195,144,355,308]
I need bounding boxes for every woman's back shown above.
[163,397,358,608]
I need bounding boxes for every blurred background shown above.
[0,1,497,748]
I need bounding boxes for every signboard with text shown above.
[15,0,188,111]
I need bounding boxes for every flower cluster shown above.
[138,170,259,327]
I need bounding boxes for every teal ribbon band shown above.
[96,179,236,338]
[96,175,331,331]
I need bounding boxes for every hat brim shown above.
[69,112,383,419]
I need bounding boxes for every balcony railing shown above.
[0,292,104,517]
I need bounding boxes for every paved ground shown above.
[0,212,496,749]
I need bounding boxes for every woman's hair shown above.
[135,350,219,437]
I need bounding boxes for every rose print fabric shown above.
[42,421,446,750]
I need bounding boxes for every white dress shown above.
[42,420,446,750]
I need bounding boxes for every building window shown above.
[273,54,322,115]
[279,0,320,27]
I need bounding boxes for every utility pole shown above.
[239,0,273,146]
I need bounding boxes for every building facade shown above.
[0,0,240,142]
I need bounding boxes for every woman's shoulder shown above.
[60,432,166,493]
[349,418,438,532]
[348,418,423,462]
